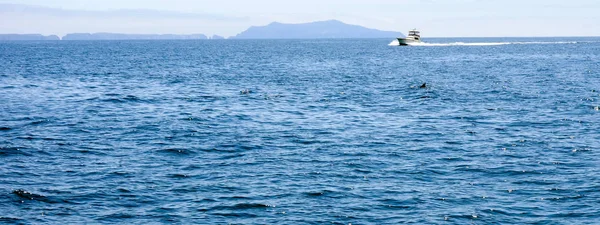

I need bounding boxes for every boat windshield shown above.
[408,31,420,37]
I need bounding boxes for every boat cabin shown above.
[408,30,420,37]
[408,29,420,40]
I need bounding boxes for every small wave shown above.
[304,190,337,197]
[101,95,146,103]
[210,203,274,211]
[544,195,584,201]
[389,40,579,46]
[98,213,136,221]
[0,147,33,156]
[11,189,59,203]
[230,203,274,209]
[28,119,51,126]
[117,188,132,193]
[168,174,190,178]
[210,212,258,218]
[0,217,22,222]
[157,148,195,155]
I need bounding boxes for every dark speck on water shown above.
[1,38,600,224]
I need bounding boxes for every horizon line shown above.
[2,35,600,41]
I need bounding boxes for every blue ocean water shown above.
[1,38,599,224]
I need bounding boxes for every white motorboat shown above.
[397,29,422,46]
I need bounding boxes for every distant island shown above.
[231,20,403,39]
[62,33,208,40]
[0,34,60,41]
[0,20,403,40]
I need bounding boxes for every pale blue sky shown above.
[1,0,599,37]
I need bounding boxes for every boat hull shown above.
[398,37,421,46]
[397,37,421,46]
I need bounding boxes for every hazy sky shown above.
[1,0,599,37]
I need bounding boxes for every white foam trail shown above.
[511,41,578,45]
[388,40,400,46]
[410,42,510,46]
[389,40,579,47]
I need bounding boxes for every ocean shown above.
[1,37,599,224]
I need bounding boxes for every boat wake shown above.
[388,40,579,46]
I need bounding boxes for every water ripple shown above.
[1,38,599,224]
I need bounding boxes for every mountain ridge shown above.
[232,20,403,39]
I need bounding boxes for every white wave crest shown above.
[389,40,579,47]
[410,42,510,46]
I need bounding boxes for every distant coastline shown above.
[0,20,403,41]
[0,34,60,41]
[61,33,209,40]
